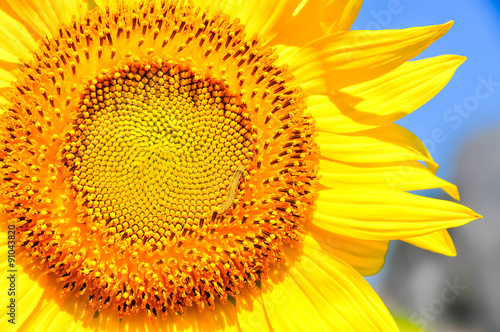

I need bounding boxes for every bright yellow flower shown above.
[0,0,480,331]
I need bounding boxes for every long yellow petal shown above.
[318,159,459,200]
[20,297,122,332]
[17,299,64,331]
[308,225,390,276]
[156,304,239,332]
[261,236,398,330]
[275,43,324,96]
[196,0,294,42]
[93,0,108,8]
[20,298,128,331]
[19,288,241,331]
[0,96,10,106]
[193,0,361,47]
[308,94,370,133]
[0,67,16,88]
[313,188,481,240]
[0,233,47,332]
[338,55,466,126]
[7,0,61,37]
[94,0,131,10]
[0,65,15,106]
[0,9,38,63]
[309,55,464,136]
[236,292,272,331]
[3,274,47,332]
[325,0,364,33]
[321,22,454,89]
[268,0,363,47]
[19,291,123,332]
[403,229,457,256]
[283,22,453,96]
[316,123,439,173]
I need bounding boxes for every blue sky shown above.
[354,0,500,287]
[353,0,500,185]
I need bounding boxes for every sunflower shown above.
[0,0,480,331]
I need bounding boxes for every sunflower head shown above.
[0,0,480,331]
[1,0,320,320]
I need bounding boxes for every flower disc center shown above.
[67,60,254,251]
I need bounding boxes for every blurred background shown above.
[354,0,500,331]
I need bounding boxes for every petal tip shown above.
[444,20,455,29]
[437,20,454,36]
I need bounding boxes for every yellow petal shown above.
[313,188,480,240]
[5,0,87,38]
[20,286,241,331]
[193,0,361,47]
[320,22,454,89]
[403,229,457,256]
[18,299,73,331]
[275,43,325,96]
[0,233,47,331]
[308,94,371,133]
[93,0,107,8]
[155,304,239,332]
[3,274,47,332]
[338,55,466,126]
[261,236,398,330]
[0,67,16,88]
[318,159,459,200]
[309,225,389,276]
[268,0,363,47]
[0,9,38,63]
[95,0,186,9]
[236,292,272,331]
[284,22,453,96]
[21,297,128,332]
[93,0,131,10]
[166,304,239,332]
[196,0,294,42]
[310,54,465,136]
[316,123,439,173]
[324,0,363,33]
[0,96,10,106]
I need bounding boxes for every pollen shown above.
[0,0,319,320]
